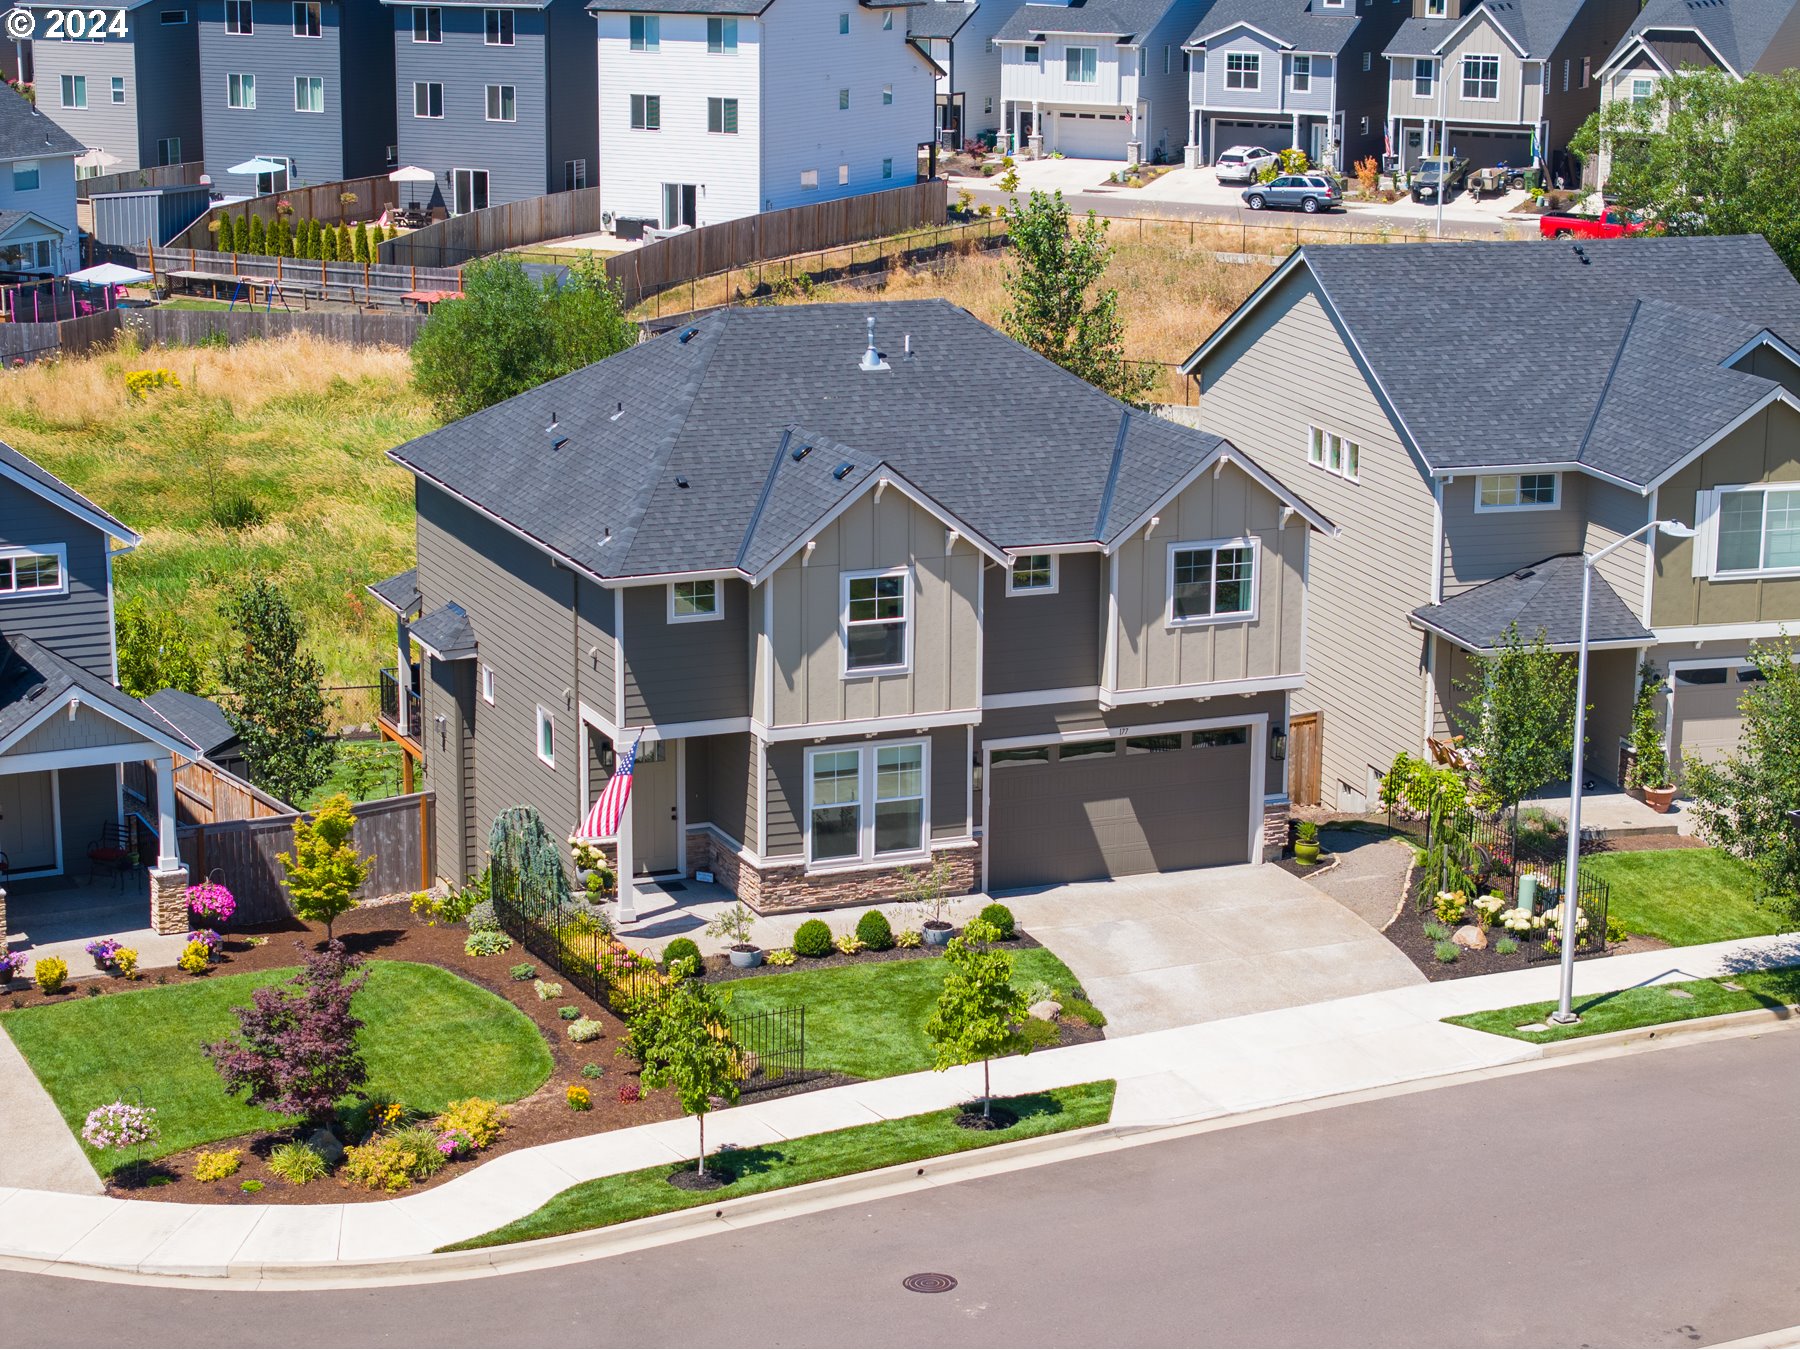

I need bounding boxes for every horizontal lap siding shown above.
[1194,270,1435,808]
[29,33,142,174]
[575,577,616,723]
[701,732,750,846]
[1583,478,1650,619]
[0,488,114,679]
[1440,473,1585,596]
[622,579,750,726]
[982,552,1101,695]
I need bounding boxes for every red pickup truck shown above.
[1538,207,1649,240]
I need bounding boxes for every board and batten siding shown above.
[1387,13,1542,127]
[982,552,1102,696]
[0,483,115,679]
[1109,462,1306,692]
[768,490,981,728]
[620,579,750,727]
[1193,266,1436,809]
[763,725,968,860]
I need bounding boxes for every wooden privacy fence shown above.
[77,161,205,201]
[125,753,293,828]
[126,308,425,348]
[166,174,401,251]
[0,309,124,363]
[177,792,437,925]
[138,245,462,307]
[379,186,605,268]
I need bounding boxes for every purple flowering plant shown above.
[81,1101,159,1151]
[187,929,224,957]
[84,937,122,968]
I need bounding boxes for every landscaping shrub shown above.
[559,1005,580,1020]
[193,1149,241,1182]
[1020,1017,1060,1050]
[1422,921,1451,941]
[533,979,563,1001]
[464,899,500,933]
[177,940,212,976]
[977,902,1016,940]
[766,948,796,966]
[1606,912,1630,944]
[617,1083,641,1104]
[1060,994,1107,1029]
[855,910,895,951]
[240,1180,264,1193]
[580,1062,606,1079]
[1020,979,1058,1006]
[465,929,513,957]
[894,929,922,950]
[833,934,866,956]
[566,1085,591,1112]
[1494,936,1520,955]
[793,919,832,958]
[1433,890,1469,926]
[1433,941,1460,964]
[567,1017,603,1043]
[111,947,139,980]
[344,1126,445,1192]
[436,1097,508,1149]
[34,956,67,994]
[508,962,536,981]
[662,938,702,974]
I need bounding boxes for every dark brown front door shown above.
[1288,712,1322,808]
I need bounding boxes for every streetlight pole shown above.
[1552,517,1694,1024]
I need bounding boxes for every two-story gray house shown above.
[1182,0,1409,171]
[0,84,84,279]
[21,0,203,175]
[384,0,598,213]
[1381,0,1638,185]
[1179,236,1800,810]
[195,0,396,192]
[372,301,1333,912]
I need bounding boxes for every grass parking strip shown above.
[443,1080,1117,1251]
[1445,965,1800,1044]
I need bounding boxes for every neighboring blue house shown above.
[194,0,396,193]
[0,84,84,278]
[384,0,598,213]
[19,0,204,176]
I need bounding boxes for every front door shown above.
[0,770,58,875]
[630,739,679,875]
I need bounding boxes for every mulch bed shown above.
[1383,905,1669,982]
[695,929,1051,985]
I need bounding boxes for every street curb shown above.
[1536,1002,1796,1057]
[1712,1325,1800,1348]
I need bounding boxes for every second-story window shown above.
[706,96,737,134]
[1413,57,1434,97]
[11,160,38,191]
[225,0,251,33]
[292,1,319,36]
[412,6,440,42]
[630,93,660,130]
[629,13,658,50]
[0,546,65,596]
[1065,46,1097,83]
[839,87,849,110]
[1169,540,1256,625]
[1006,555,1058,595]
[707,16,736,51]
[1225,52,1259,90]
[294,75,323,112]
[485,8,513,45]
[1461,54,1500,101]
[1308,426,1360,481]
[485,83,515,121]
[1425,0,1447,14]
[60,75,86,108]
[413,81,443,118]
[227,72,255,109]
[1291,54,1310,92]
[1475,473,1558,511]
[1023,43,1039,64]
[843,569,908,674]
[669,578,720,620]
[1629,76,1655,105]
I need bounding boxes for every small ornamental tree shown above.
[924,917,1029,1118]
[632,981,742,1177]
[278,794,372,940]
[204,940,369,1127]
[352,223,370,264]
[337,223,354,263]
[1452,622,1579,819]
[247,213,267,255]
[217,578,336,804]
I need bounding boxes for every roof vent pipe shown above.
[860,316,889,372]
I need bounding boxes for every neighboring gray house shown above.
[1381,0,1639,184]
[0,83,82,278]
[20,0,202,175]
[373,300,1333,912]
[1179,236,1800,810]
[384,0,598,213]
[195,0,396,193]
[1183,0,1409,171]
[911,0,1023,147]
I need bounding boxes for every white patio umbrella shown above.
[228,156,289,178]
[389,165,435,209]
[75,148,121,172]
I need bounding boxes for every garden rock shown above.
[1452,924,1488,951]
[1027,999,1062,1022]
[305,1127,346,1168]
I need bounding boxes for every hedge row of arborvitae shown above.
[207,215,400,262]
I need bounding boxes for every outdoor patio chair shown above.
[85,823,135,891]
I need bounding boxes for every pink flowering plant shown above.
[187,881,236,927]
[0,949,25,981]
[434,1127,474,1159]
[81,1101,159,1151]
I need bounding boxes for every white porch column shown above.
[615,795,636,924]
[395,614,410,737]
[153,754,180,871]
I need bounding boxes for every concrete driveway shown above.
[1000,866,1424,1035]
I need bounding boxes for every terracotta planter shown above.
[1643,784,1677,814]
[1293,841,1321,866]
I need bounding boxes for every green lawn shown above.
[720,947,1093,1080]
[1579,848,1790,947]
[299,740,406,809]
[0,961,550,1174]
[447,1080,1117,1251]
[1446,964,1800,1044]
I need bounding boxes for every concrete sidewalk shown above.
[0,931,1791,1280]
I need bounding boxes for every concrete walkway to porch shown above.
[2,882,188,974]
[0,1022,103,1195]
[1519,779,1696,839]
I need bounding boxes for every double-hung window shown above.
[668,578,720,621]
[1291,54,1310,93]
[1023,43,1040,64]
[535,707,555,768]
[485,8,513,44]
[60,75,86,108]
[485,84,516,122]
[111,77,125,103]
[292,1,319,36]
[630,93,660,130]
[806,741,927,866]
[225,0,251,32]
[1413,57,1434,97]
[0,546,65,596]
[1006,554,1058,595]
[1065,46,1097,83]
[412,6,440,41]
[11,161,37,191]
[227,72,255,109]
[843,568,908,674]
[1225,52,1259,90]
[1461,54,1500,101]
[1711,486,1800,576]
[294,75,323,112]
[707,16,736,51]
[413,81,442,118]
[1475,473,1558,511]
[629,13,658,49]
[1307,426,1360,481]
[1629,76,1655,105]
[1168,540,1256,625]
[707,97,738,133]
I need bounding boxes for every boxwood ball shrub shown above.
[792,919,833,958]
[977,902,1016,940]
[854,910,894,951]
[662,938,702,973]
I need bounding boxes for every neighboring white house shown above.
[591,0,938,230]
[995,0,1213,163]
[0,84,84,279]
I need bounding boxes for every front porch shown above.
[0,877,191,973]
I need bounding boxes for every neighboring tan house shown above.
[588,0,938,231]
[996,0,1211,162]
[1179,235,1800,811]
[372,300,1333,912]
[19,0,202,175]
[0,83,83,279]
[1182,0,1409,171]
[1381,0,1638,185]
[383,0,599,213]
[913,0,1026,148]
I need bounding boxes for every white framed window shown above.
[1006,554,1058,595]
[536,706,556,767]
[452,167,489,214]
[413,81,442,118]
[485,83,516,122]
[707,15,736,51]
[882,157,893,179]
[838,163,849,185]
[11,161,38,191]
[668,578,720,622]
[801,168,818,188]
[0,545,66,597]
[1307,425,1360,481]
[292,1,319,36]
[1066,46,1097,83]
[1023,43,1040,64]
[225,0,251,32]
[1225,52,1259,90]
[484,8,513,44]
[1425,0,1446,14]
[629,13,658,49]
[294,75,323,113]
[805,740,928,867]
[838,11,848,33]
[838,87,849,110]
[1629,76,1656,105]
[412,6,440,42]
[882,9,891,28]
[1461,54,1500,101]
[481,664,495,704]
[882,83,892,105]
[707,96,738,133]
[1475,473,1559,512]
[630,93,660,130]
[60,74,87,108]
[842,567,909,674]
[1413,57,1434,97]
[1291,54,1310,92]
[1708,485,1800,577]
[1167,539,1256,626]
[110,76,125,103]
[227,72,255,109]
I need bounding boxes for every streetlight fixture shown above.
[1551,518,1695,1025]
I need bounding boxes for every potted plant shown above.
[0,948,25,987]
[706,901,762,968]
[568,839,613,897]
[900,859,957,946]
[1293,819,1321,866]
[1625,660,1677,813]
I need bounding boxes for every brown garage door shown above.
[1670,663,1755,771]
[986,728,1253,891]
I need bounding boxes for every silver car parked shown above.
[1242,173,1343,214]
[1214,145,1280,184]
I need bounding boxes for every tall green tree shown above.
[1000,189,1150,404]
[924,917,1029,1118]
[217,578,336,804]
[632,981,742,1177]
[116,599,211,700]
[1571,69,1800,275]
[1452,622,1579,816]
[1686,636,1800,924]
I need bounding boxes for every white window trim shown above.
[412,6,440,42]
[414,82,443,118]
[292,0,320,36]
[1307,425,1360,482]
[1291,54,1310,92]
[485,83,516,123]
[481,664,495,705]
[1461,53,1501,102]
[840,565,912,678]
[803,738,931,871]
[1474,472,1561,513]
[535,705,556,768]
[484,7,513,45]
[1700,482,1800,581]
[1066,46,1098,83]
[1166,537,1258,628]
[668,578,722,623]
[1005,554,1060,597]
[1225,51,1261,91]
[1414,57,1435,96]
[227,72,255,109]
[0,544,68,598]
[294,75,323,113]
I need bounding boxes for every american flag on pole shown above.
[582,732,642,839]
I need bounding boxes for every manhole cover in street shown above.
[902,1273,958,1294]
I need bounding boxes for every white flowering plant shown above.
[1542,903,1589,937]
[80,1101,158,1151]
[1473,894,1507,923]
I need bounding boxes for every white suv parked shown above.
[1214,145,1281,184]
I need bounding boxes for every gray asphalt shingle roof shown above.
[141,688,237,755]
[388,300,1313,581]
[0,633,177,749]
[410,603,478,659]
[368,567,421,615]
[1187,0,1362,54]
[1412,555,1654,650]
[1384,0,1591,59]
[1293,236,1800,487]
[997,0,1181,42]
[909,0,976,40]
[0,440,136,541]
[1602,0,1800,77]
[0,83,83,162]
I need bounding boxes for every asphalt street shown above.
[3,1030,1796,1348]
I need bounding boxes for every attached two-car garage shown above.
[985,726,1257,891]
[1053,110,1132,159]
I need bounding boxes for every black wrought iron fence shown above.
[727,1006,811,1092]
[1521,857,1611,963]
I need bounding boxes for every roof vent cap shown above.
[832,461,855,481]
[675,474,689,489]
[859,316,890,372]
[678,326,700,344]
[791,443,813,462]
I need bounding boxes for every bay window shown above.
[842,568,909,673]
[807,741,928,866]
[1168,540,1256,624]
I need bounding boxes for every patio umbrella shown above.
[389,165,435,209]
[67,263,151,287]
[75,148,121,172]
[227,157,289,176]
